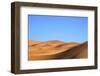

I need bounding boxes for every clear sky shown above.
[28,15,88,43]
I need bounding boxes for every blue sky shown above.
[28,15,88,43]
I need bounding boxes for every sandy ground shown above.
[28,40,88,60]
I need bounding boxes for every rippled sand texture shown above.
[28,40,88,60]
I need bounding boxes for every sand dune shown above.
[28,40,88,60]
[55,42,88,59]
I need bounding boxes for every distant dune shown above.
[28,40,42,46]
[28,40,88,60]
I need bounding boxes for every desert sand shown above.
[28,40,88,60]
